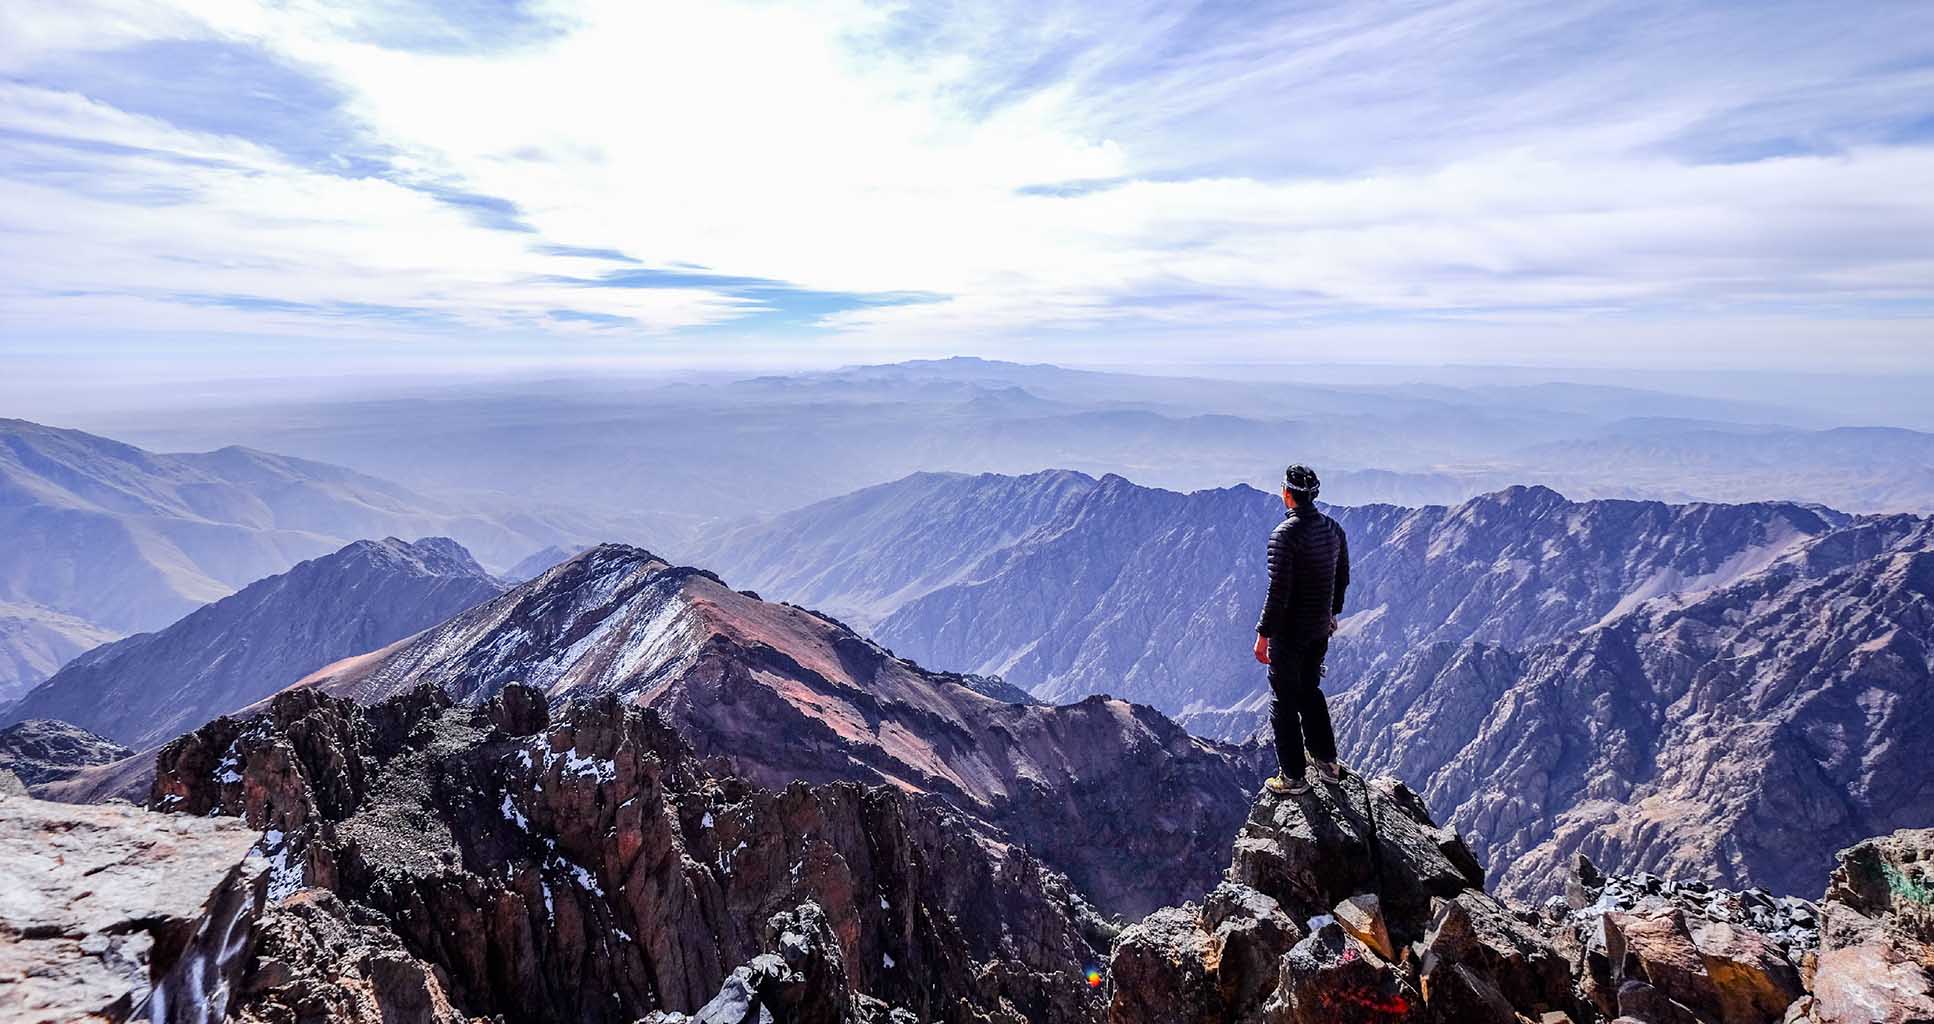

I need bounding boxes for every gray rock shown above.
[0,789,265,1024]
[0,718,130,788]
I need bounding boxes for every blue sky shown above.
[1,0,1932,381]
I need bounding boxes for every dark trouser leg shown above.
[1297,637,1338,764]
[1267,636,1308,778]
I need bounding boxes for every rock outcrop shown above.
[0,717,131,789]
[0,788,266,1024]
[297,544,1266,916]
[1107,772,1579,1024]
[1550,856,1812,1023]
[1102,783,1934,1024]
[150,682,1110,1023]
[1790,828,1934,1024]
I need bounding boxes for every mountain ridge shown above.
[1,536,509,749]
[0,417,645,698]
[290,543,1268,916]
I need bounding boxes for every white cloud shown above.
[0,0,1930,368]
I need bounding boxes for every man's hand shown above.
[1327,614,1339,637]
[1253,634,1270,664]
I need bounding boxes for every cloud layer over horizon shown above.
[2,0,1932,373]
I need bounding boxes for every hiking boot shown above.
[1315,759,1344,782]
[1265,773,1310,796]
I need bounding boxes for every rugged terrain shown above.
[7,684,1929,1023]
[0,717,130,790]
[690,471,1934,904]
[1334,513,1934,899]
[1106,775,1934,1024]
[2,537,508,749]
[149,683,1111,1023]
[695,472,1844,727]
[293,544,1266,916]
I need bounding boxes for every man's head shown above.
[1282,464,1321,509]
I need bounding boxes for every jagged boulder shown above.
[1273,921,1426,1024]
[150,683,1109,1024]
[643,904,855,1024]
[1108,774,1578,1024]
[1417,891,1573,1017]
[1206,883,1303,1016]
[1108,907,1227,1024]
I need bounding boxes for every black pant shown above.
[1268,635,1337,778]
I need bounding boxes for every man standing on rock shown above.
[1253,464,1350,796]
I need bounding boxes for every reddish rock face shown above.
[1795,829,1934,1024]
[151,683,1110,1024]
[297,544,1268,917]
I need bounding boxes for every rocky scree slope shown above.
[2,536,508,750]
[149,682,1111,1024]
[0,717,130,790]
[1333,513,1934,900]
[296,543,1267,917]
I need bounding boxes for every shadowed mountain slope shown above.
[1333,513,1934,901]
[694,471,1843,731]
[0,418,652,697]
[2,537,507,749]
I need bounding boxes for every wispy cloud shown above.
[0,0,1931,369]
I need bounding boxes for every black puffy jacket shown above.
[1255,507,1350,643]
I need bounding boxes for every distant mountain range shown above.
[693,470,1843,724]
[0,418,657,699]
[296,544,1267,916]
[1333,511,1934,899]
[692,468,1932,900]
[1,536,507,749]
[91,359,1934,536]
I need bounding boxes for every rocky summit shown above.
[1107,772,1577,1024]
[148,682,1112,1024]
[294,544,1267,916]
[1104,776,1934,1024]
